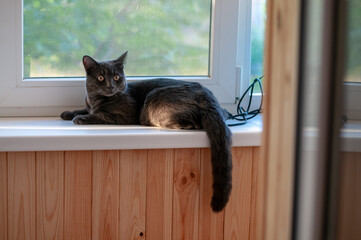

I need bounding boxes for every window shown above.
[343,0,361,120]
[250,0,266,90]
[23,0,211,78]
[0,0,260,116]
[237,0,265,107]
[344,0,361,84]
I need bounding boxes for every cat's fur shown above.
[60,52,232,212]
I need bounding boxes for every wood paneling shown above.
[249,147,264,240]
[119,150,147,239]
[146,149,174,240]
[173,148,201,240]
[262,0,300,238]
[8,152,36,240]
[64,151,92,240]
[337,152,361,240]
[224,147,253,240]
[92,150,119,240]
[36,151,64,240]
[198,148,224,240]
[1,146,263,240]
[0,153,7,240]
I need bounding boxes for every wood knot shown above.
[181,176,187,185]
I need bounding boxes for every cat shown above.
[60,51,232,212]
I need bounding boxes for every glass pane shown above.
[23,0,211,78]
[344,0,361,83]
[250,0,266,89]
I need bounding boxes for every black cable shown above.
[227,76,264,126]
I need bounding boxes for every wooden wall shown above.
[337,152,361,240]
[0,146,261,240]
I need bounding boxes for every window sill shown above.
[301,121,361,153]
[0,115,263,152]
[341,120,361,152]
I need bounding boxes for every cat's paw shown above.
[60,111,74,120]
[72,115,88,125]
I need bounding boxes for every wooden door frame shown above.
[260,0,347,239]
[260,0,301,239]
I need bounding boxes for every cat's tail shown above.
[201,106,232,212]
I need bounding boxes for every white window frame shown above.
[0,0,258,117]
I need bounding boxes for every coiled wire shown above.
[228,76,264,126]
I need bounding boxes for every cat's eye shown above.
[97,75,104,81]
[114,75,120,81]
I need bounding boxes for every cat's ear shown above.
[113,51,128,66]
[83,55,99,72]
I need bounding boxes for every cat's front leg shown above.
[60,108,88,120]
[72,113,111,125]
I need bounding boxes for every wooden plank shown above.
[64,151,92,240]
[198,148,224,240]
[36,151,64,240]
[92,150,119,240]
[0,153,7,240]
[8,152,36,240]
[172,148,200,240]
[249,147,264,240]
[224,147,253,240]
[146,149,174,240]
[119,150,147,239]
[337,152,361,240]
[262,0,300,238]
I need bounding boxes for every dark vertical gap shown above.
[219,147,227,239]
[198,148,202,239]
[116,150,120,239]
[62,151,66,239]
[292,0,307,239]
[324,0,347,238]
[171,149,177,240]
[6,152,9,240]
[321,0,337,237]
[317,0,346,238]
[171,149,175,240]
[90,151,94,239]
[118,150,122,238]
[197,148,201,239]
[248,147,255,240]
[34,152,37,240]
[144,149,149,238]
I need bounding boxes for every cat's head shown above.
[82,51,128,97]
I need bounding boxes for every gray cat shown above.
[60,52,232,212]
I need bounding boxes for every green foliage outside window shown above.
[24,0,211,77]
[24,0,267,81]
[346,0,361,82]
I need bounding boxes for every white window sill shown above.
[341,121,361,152]
[302,121,361,153]
[0,115,263,151]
